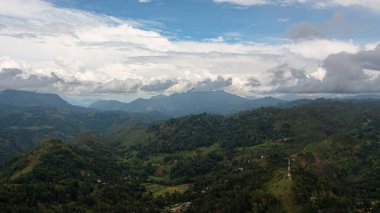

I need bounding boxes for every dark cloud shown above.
[270,44,380,94]
[245,77,262,93]
[287,12,352,40]
[193,76,232,92]
[94,79,142,93]
[0,68,65,90]
[141,79,177,92]
[0,68,23,78]
[269,64,308,87]
[245,77,261,87]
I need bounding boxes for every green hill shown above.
[1,101,380,212]
[0,138,158,212]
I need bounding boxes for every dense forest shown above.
[0,100,380,212]
[0,105,167,163]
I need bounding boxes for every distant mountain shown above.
[89,99,128,111]
[343,94,380,100]
[0,89,169,163]
[90,91,286,116]
[0,89,88,112]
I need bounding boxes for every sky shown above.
[0,0,380,102]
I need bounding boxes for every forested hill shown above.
[1,100,380,212]
[0,90,88,112]
[0,105,167,163]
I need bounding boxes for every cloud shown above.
[213,0,270,6]
[193,76,233,91]
[287,22,326,40]
[315,0,380,13]
[276,18,290,23]
[213,0,380,13]
[244,77,262,92]
[245,77,261,87]
[287,12,352,40]
[0,68,66,91]
[141,79,177,91]
[203,36,225,43]
[94,79,143,93]
[283,39,358,60]
[269,44,380,93]
[0,0,374,97]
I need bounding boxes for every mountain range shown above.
[2,89,380,116]
[0,89,89,112]
[89,91,286,116]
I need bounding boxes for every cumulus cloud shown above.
[141,79,177,92]
[192,76,233,92]
[94,79,143,93]
[244,77,262,93]
[0,68,65,91]
[0,0,374,96]
[269,44,380,93]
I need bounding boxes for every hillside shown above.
[0,138,158,212]
[0,101,380,212]
[0,90,88,112]
[0,105,167,163]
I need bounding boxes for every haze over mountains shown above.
[90,91,380,117]
[0,89,72,109]
[1,88,380,163]
[2,89,380,117]
[89,91,286,117]
[0,89,89,112]
[0,89,288,116]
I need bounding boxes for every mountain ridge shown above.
[0,89,90,112]
[89,90,286,116]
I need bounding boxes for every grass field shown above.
[268,169,302,213]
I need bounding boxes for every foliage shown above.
[1,100,380,212]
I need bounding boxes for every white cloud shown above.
[214,0,270,6]
[94,79,143,93]
[316,0,380,13]
[283,39,359,60]
[0,0,375,96]
[203,36,225,43]
[213,0,380,13]
[268,44,380,94]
